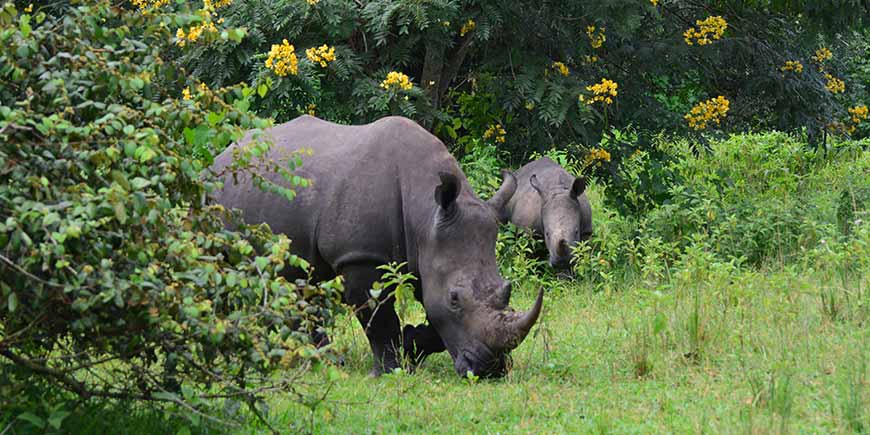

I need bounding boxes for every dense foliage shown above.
[179,0,869,159]
[0,2,343,429]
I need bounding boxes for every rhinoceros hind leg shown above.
[342,265,402,377]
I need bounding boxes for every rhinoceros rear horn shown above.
[434,172,460,210]
[501,288,544,350]
[486,170,517,223]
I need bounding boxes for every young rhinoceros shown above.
[497,157,592,269]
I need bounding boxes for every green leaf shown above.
[48,410,70,430]
[130,77,145,90]
[17,412,45,429]
[42,212,60,227]
[254,256,269,270]
[19,14,30,38]
[8,292,18,312]
[257,83,268,98]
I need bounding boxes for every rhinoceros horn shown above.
[499,288,544,350]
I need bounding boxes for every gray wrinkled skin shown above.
[499,157,592,269]
[210,115,542,378]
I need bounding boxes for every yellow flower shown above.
[306,103,317,116]
[460,19,476,37]
[586,25,606,49]
[824,73,845,93]
[182,87,192,100]
[848,105,868,124]
[780,60,803,74]
[650,0,659,5]
[203,0,232,10]
[198,82,209,93]
[584,78,618,105]
[307,0,319,5]
[132,0,170,13]
[305,44,336,68]
[175,19,218,47]
[584,55,599,64]
[684,96,730,130]
[684,16,727,46]
[551,61,569,77]
[585,148,611,167]
[381,71,413,91]
[483,124,506,143]
[24,3,33,12]
[812,47,832,63]
[265,39,300,76]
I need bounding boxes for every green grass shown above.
[245,267,867,434]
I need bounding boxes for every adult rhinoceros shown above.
[498,157,592,269]
[210,115,542,377]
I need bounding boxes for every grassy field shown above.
[49,135,870,434]
[258,267,867,434]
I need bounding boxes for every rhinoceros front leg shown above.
[342,265,402,376]
[402,323,446,367]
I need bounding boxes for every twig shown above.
[0,254,66,288]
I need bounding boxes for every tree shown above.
[0,1,342,429]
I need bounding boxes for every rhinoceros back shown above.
[210,115,460,282]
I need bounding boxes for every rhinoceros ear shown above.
[529,174,543,196]
[434,172,460,210]
[570,177,587,198]
[486,170,517,223]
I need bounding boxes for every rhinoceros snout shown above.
[454,350,508,379]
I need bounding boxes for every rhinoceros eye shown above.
[449,290,460,309]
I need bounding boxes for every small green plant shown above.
[372,262,418,324]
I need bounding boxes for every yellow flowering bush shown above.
[812,47,833,63]
[584,78,618,105]
[132,0,169,12]
[460,19,476,37]
[305,44,336,67]
[684,16,727,46]
[848,105,868,124]
[551,61,569,77]
[585,148,611,167]
[483,124,507,143]
[381,71,413,91]
[824,73,845,93]
[684,96,730,130]
[586,25,606,49]
[176,20,218,47]
[203,0,232,10]
[780,60,803,74]
[265,39,299,76]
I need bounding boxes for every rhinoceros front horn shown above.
[501,288,544,350]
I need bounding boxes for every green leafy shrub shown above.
[0,2,342,429]
[569,132,870,290]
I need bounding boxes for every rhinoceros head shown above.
[417,171,543,378]
[530,174,592,269]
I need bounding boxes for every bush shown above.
[178,0,869,161]
[571,132,870,289]
[0,2,342,429]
